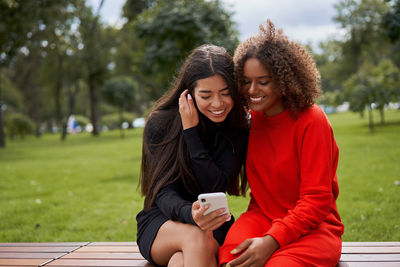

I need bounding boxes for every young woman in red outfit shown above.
[219,20,344,267]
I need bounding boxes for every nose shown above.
[248,81,256,94]
[211,95,223,108]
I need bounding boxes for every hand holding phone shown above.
[198,192,230,216]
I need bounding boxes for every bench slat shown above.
[342,247,400,254]
[337,262,400,267]
[74,246,139,253]
[1,242,399,266]
[0,258,51,266]
[45,259,150,266]
[88,242,137,246]
[61,252,144,260]
[342,242,400,247]
[0,243,88,247]
[340,253,400,261]
[0,247,80,253]
[0,253,65,259]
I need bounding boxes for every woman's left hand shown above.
[179,89,199,130]
[227,235,279,267]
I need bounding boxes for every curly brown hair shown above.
[233,20,321,114]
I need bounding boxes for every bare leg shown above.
[151,220,219,267]
[168,251,183,267]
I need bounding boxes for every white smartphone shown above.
[198,192,230,216]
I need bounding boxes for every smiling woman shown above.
[191,75,234,124]
[136,44,248,267]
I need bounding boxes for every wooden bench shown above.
[0,242,399,266]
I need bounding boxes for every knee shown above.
[182,226,218,254]
[168,251,183,267]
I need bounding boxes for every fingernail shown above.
[187,94,192,100]
[230,249,237,254]
[226,264,231,267]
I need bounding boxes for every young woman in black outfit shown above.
[136,44,248,267]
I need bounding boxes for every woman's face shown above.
[242,58,284,116]
[193,74,234,123]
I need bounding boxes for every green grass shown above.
[0,109,399,242]
[0,130,144,241]
[329,110,400,241]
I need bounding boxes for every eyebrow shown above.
[198,87,229,93]
[244,75,272,79]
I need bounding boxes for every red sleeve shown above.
[266,108,339,247]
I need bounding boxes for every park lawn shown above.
[0,109,399,242]
[330,110,400,241]
[0,130,144,241]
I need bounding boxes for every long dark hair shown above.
[140,44,247,210]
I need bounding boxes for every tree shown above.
[78,3,111,136]
[382,0,400,43]
[0,0,76,147]
[106,24,149,114]
[374,59,400,111]
[134,0,239,99]
[344,69,376,131]
[370,59,400,123]
[344,59,400,130]
[314,40,348,93]
[122,0,155,23]
[382,0,400,71]
[103,76,137,138]
[334,0,391,73]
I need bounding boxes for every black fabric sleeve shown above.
[183,126,247,193]
[154,183,196,225]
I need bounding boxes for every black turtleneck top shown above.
[136,114,248,263]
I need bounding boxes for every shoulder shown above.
[295,104,333,135]
[298,104,330,125]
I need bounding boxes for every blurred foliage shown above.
[133,0,239,98]
[1,0,400,145]
[101,112,137,130]
[4,112,36,139]
[103,76,138,137]
[103,76,137,111]
[343,59,400,130]
[382,0,400,42]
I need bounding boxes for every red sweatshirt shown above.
[246,105,344,247]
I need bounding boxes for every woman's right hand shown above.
[179,89,199,130]
[192,200,231,231]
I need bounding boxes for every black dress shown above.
[136,115,248,266]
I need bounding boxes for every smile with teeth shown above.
[210,109,225,115]
[249,96,265,103]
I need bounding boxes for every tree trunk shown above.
[379,108,385,124]
[88,75,100,136]
[61,121,68,140]
[63,81,80,138]
[54,55,65,141]
[0,70,5,148]
[119,108,124,139]
[368,105,374,132]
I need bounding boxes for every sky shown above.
[87,0,345,48]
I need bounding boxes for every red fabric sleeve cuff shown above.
[265,221,294,247]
